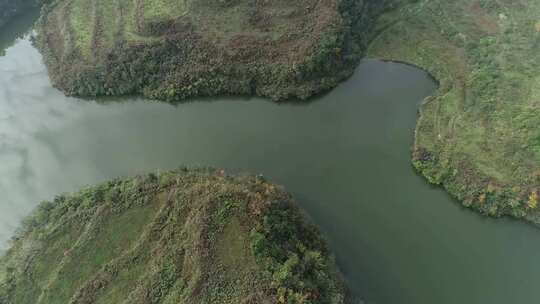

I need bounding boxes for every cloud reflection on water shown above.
[0,38,101,248]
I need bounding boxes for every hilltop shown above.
[36,0,388,101]
[369,0,540,221]
[0,168,350,304]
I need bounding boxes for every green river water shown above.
[1,12,540,304]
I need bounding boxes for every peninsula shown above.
[0,168,350,304]
[36,0,387,101]
[369,0,540,221]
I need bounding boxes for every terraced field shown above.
[0,168,349,304]
[37,0,387,100]
[369,0,540,222]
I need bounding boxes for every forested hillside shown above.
[35,0,391,101]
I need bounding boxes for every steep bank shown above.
[0,168,350,304]
[35,0,390,101]
[369,0,540,221]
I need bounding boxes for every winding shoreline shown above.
[368,0,540,223]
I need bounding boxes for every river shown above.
[2,12,540,304]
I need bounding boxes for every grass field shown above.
[0,168,350,304]
[369,0,540,221]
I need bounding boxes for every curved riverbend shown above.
[2,30,540,304]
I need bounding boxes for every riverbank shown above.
[35,0,390,101]
[5,31,540,302]
[0,168,350,303]
[368,0,540,221]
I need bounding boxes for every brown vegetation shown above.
[36,0,390,101]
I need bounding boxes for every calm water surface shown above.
[2,14,540,304]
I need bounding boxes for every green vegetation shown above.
[0,168,350,304]
[369,0,540,221]
[35,0,390,101]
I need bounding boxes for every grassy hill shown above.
[0,168,350,304]
[35,0,389,101]
[369,0,540,221]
